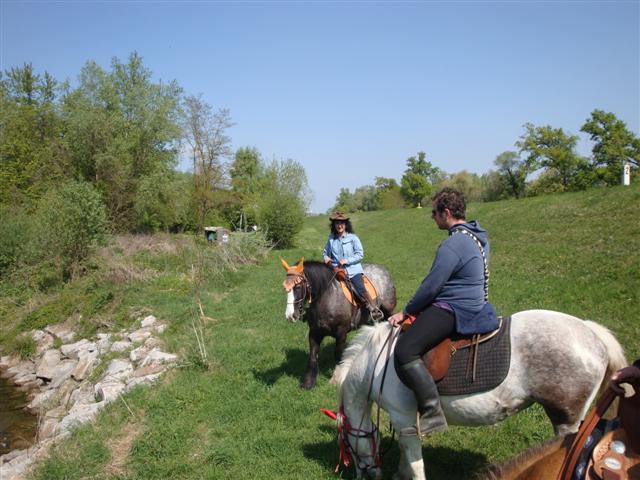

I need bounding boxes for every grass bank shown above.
[2,184,638,479]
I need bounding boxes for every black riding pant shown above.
[350,273,367,298]
[394,305,456,368]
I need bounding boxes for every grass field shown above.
[2,184,639,479]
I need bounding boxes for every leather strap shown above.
[557,388,617,480]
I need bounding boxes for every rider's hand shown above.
[609,365,640,396]
[339,259,348,266]
[388,312,406,328]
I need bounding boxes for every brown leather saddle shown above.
[416,316,512,396]
[559,381,640,480]
[333,268,379,307]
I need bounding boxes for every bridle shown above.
[283,271,312,318]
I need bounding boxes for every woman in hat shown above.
[323,212,381,320]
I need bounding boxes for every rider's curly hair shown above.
[432,187,466,219]
[329,220,354,235]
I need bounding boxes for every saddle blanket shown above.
[435,316,512,396]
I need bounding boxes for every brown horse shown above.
[480,383,640,480]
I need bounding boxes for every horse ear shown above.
[294,257,304,274]
[281,258,291,271]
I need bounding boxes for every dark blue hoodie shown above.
[404,220,496,334]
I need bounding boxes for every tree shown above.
[493,151,531,199]
[374,177,404,210]
[332,187,355,213]
[581,109,640,185]
[183,94,234,229]
[230,147,263,195]
[516,123,586,190]
[400,151,437,207]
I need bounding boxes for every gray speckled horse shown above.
[332,310,627,480]
[281,258,396,389]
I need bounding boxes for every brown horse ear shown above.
[281,258,291,271]
[294,257,304,274]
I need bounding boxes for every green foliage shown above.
[258,192,304,249]
[401,171,431,207]
[435,170,484,202]
[34,181,108,280]
[581,109,640,185]
[230,147,263,195]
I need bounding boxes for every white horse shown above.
[331,310,627,480]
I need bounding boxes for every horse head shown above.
[281,257,309,322]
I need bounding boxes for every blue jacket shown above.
[404,220,497,334]
[323,232,365,278]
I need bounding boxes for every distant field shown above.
[11,183,639,479]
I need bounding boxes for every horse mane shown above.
[475,434,574,480]
[333,322,393,389]
[300,260,335,302]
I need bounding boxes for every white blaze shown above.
[285,290,296,322]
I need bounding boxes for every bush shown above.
[0,205,33,275]
[257,193,304,249]
[34,181,108,280]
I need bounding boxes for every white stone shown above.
[44,324,75,343]
[31,330,55,355]
[127,328,152,344]
[140,315,157,327]
[129,345,149,364]
[0,355,19,370]
[154,324,167,334]
[104,359,133,381]
[58,401,105,433]
[48,359,78,389]
[68,383,95,408]
[60,339,96,359]
[96,333,112,354]
[71,350,98,381]
[7,360,35,379]
[141,349,178,367]
[13,372,37,386]
[35,349,61,381]
[38,418,60,441]
[110,340,132,353]
[26,389,57,414]
[126,373,162,390]
[94,380,125,403]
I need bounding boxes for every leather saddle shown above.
[421,317,504,383]
[333,268,379,307]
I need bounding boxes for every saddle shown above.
[559,381,640,480]
[333,268,379,307]
[421,316,503,382]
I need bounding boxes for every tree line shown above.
[0,53,310,284]
[331,111,639,212]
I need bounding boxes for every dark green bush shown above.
[257,192,304,249]
[34,181,108,280]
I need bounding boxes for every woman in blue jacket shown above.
[323,212,380,319]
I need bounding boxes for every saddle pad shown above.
[339,276,378,306]
[436,316,512,396]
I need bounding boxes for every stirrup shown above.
[369,306,385,322]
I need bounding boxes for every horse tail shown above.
[583,320,627,397]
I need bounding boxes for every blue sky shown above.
[2,1,638,213]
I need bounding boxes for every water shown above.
[0,376,37,455]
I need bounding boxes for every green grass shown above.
[2,184,638,479]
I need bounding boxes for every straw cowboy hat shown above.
[329,212,350,221]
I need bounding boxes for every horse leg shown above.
[301,330,324,389]
[394,435,426,480]
[334,327,348,363]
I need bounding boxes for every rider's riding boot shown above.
[398,359,448,436]
[362,291,384,322]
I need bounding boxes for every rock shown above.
[26,389,57,414]
[71,351,98,381]
[127,328,152,344]
[140,315,157,327]
[35,350,61,381]
[68,383,95,408]
[44,324,75,343]
[94,380,125,403]
[0,354,20,371]
[104,359,133,381]
[13,372,38,387]
[154,324,167,334]
[141,349,178,367]
[126,373,162,390]
[6,360,35,379]
[38,418,60,441]
[144,337,161,350]
[58,401,105,434]
[110,340,132,353]
[131,364,165,378]
[60,339,96,359]
[48,359,78,389]
[31,330,55,355]
[96,333,112,354]
[129,345,149,364]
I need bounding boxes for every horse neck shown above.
[303,262,334,301]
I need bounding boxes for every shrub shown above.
[257,192,304,249]
[34,181,108,280]
[0,205,33,275]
